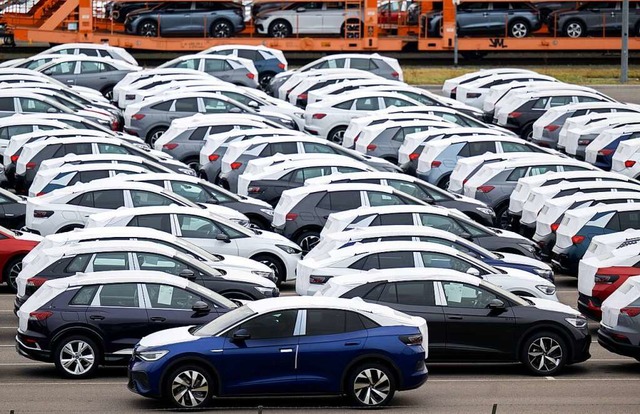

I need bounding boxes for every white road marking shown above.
[428,378,640,382]
[545,376,556,380]
[3,381,125,386]
[0,363,48,366]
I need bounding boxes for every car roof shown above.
[329,268,480,287]
[228,134,324,148]
[247,154,369,172]
[306,171,415,184]
[44,239,177,258]
[35,179,170,200]
[324,225,459,241]
[328,204,463,221]
[169,113,269,128]
[565,201,640,219]
[283,182,405,198]
[323,240,462,259]
[43,226,174,243]
[428,135,528,147]
[487,155,590,170]
[47,270,192,289]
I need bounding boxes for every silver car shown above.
[158,55,259,88]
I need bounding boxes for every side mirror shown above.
[488,298,506,310]
[229,107,242,114]
[466,267,480,277]
[179,269,197,281]
[47,108,58,113]
[207,197,219,205]
[460,232,473,241]
[232,328,251,341]
[296,7,306,12]
[192,301,210,313]
[216,233,231,243]
[248,101,259,109]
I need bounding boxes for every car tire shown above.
[146,127,167,146]
[247,216,270,230]
[165,364,214,409]
[210,19,232,38]
[259,72,276,90]
[183,157,200,172]
[494,203,510,229]
[137,20,158,37]
[522,331,568,375]
[296,229,321,254]
[3,256,23,293]
[327,126,347,145]
[347,362,396,407]
[269,20,292,38]
[522,123,534,141]
[508,20,530,38]
[100,85,115,101]
[252,254,286,286]
[436,174,451,190]
[54,335,100,379]
[563,20,585,38]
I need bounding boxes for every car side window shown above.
[0,97,15,111]
[502,142,533,153]
[506,167,528,181]
[378,281,436,306]
[62,143,92,156]
[459,141,496,157]
[93,283,139,308]
[152,100,173,111]
[70,285,98,306]
[302,142,338,154]
[173,98,199,112]
[528,165,557,176]
[421,252,481,274]
[441,282,499,309]
[377,251,415,268]
[137,253,189,275]
[383,97,414,107]
[130,190,174,207]
[333,100,354,110]
[316,58,346,69]
[173,59,201,70]
[367,191,406,206]
[317,191,361,210]
[80,61,106,74]
[19,98,58,113]
[350,58,372,70]
[355,97,380,111]
[204,59,225,72]
[189,126,209,141]
[370,213,414,225]
[66,254,92,273]
[305,309,367,336]
[177,214,222,238]
[44,62,75,75]
[79,170,109,182]
[91,252,129,272]
[291,167,331,184]
[145,283,203,310]
[349,253,380,270]
[549,96,573,107]
[618,211,640,229]
[203,98,237,114]
[419,214,466,233]
[235,310,298,340]
[127,214,172,233]
[532,97,550,109]
[260,142,298,156]
[98,143,129,154]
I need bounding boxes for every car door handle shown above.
[447,315,463,320]
[280,348,294,353]
[89,315,105,320]
[344,341,361,346]
[150,317,166,322]
[66,80,74,83]
[483,13,489,17]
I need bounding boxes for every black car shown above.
[124,1,245,38]
[107,1,161,23]
[15,272,237,378]
[425,2,542,38]
[0,188,25,229]
[338,273,591,375]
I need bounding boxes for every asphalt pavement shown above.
[1,276,639,413]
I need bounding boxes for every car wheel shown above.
[296,230,321,254]
[146,127,167,146]
[259,72,276,90]
[436,174,450,190]
[269,20,292,38]
[328,126,347,145]
[137,20,158,37]
[3,256,23,293]
[101,85,114,101]
[210,20,232,38]
[165,364,213,409]
[248,216,270,230]
[252,254,286,286]
[522,124,534,141]
[222,291,255,301]
[494,203,510,229]
[563,20,585,38]
[509,20,530,38]
[522,331,567,376]
[184,157,200,172]
[54,335,100,379]
[347,362,396,407]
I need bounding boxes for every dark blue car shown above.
[128,297,428,408]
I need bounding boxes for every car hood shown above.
[138,326,200,348]
[527,297,581,316]
[492,227,532,243]
[498,252,551,270]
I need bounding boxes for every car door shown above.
[367,281,447,358]
[85,283,149,354]
[175,213,240,255]
[487,2,510,32]
[218,309,300,395]
[295,2,324,34]
[141,282,220,331]
[169,97,200,123]
[438,281,517,360]
[66,189,126,223]
[456,2,490,33]
[42,61,78,85]
[295,309,368,393]
[314,190,362,222]
[159,2,194,35]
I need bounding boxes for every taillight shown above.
[572,235,585,245]
[466,92,481,99]
[544,124,559,132]
[299,93,307,100]
[230,162,242,170]
[353,133,360,143]
[399,334,423,345]
[391,71,399,78]
[409,153,419,161]
[594,274,620,284]
[451,87,457,96]
[131,113,145,121]
[29,310,53,321]
[625,160,636,168]
[477,185,494,193]
[621,307,640,317]
[248,186,262,194]
[463,179,468,184]
[431,160,442,168]
[508,112,522,119]
[163,143,178,150]
[309,275,331,284]
[312,113,326,119]
[285,212,298,221]
[578,139,592,146]
[208,154,220,162]
[26,162,37,170]
[246,73,255,79]
[36,192,45,197]
[277,63,286,70]
[366,144,377,152]
[27,277,47,288]
[598,149,614,156]
[33,210,53,218]
[10,154,18,163]
[111,119,119,131]
[550,222,560,232]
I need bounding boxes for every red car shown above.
[578,265,640,320]
[0,227,40,293]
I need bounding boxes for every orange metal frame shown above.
[1,0,639,52]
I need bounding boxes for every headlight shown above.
[134,143,150,150]
[252,270,275,279]
[518,243,536,253]
[533,268,553,279]
[276,244,301,254]
[178,168,197,176]
[260,208,274,216]
[254,286,277,296]
[230,218,250,227]
[280,118,294,127]
[565,316,588,329]
[476,207,495,215]
[535,284,556,295]
[294,112,304,119]
[138,350,168,362]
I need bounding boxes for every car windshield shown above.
[193,304,255,336]
[480,280,529,306]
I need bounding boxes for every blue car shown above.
[585,128,640,170]
[128,297,428,408]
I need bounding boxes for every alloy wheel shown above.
[212,22,231,38]
[511,22,528,38]
[353,368,391,406]
[149,130,165,146]
[329,129,345,145]
[171,370,209,408]
[8,261,21,291]
[259,74,274,90]
[566,22,583,38]
[299,234,320,253]
[271,23,290,38]
[140,22,157,37]
[527,336,563,373]
[59,340,96,376]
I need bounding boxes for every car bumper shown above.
[569,331,591,364]
[598,327,640,359]
[533,233,555,262]
[551,252,579,275]
[518,221,536,239]
[13,296,26,314]
[577,293,602,320]
[128,361,162,399]
[400,360,428,391]
[15,332,51,362]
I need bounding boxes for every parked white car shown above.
[442,68,537,98]
[612,138,640,179]
[448,152,531,194]
[456,73,556,109]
